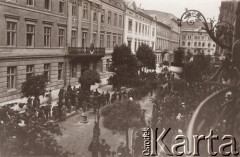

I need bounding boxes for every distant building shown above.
[144,10,181,64]
[180,21,216,56]
[123,0,156,54]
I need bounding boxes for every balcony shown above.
[68,47,105,57]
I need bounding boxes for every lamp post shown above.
[177,9,240,157]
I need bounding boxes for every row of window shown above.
[127,39,154,52]
[128,19,155,37]
[156,38,170,50]
[6,63,64,90]
[182,41,216,47]
[6,21,65,47]
[6,0,65,13]
[182,35,211,40]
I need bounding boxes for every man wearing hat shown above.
[99,139,110,157]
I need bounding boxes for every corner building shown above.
[0,0,68,103]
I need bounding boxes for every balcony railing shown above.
[68,47,105,56]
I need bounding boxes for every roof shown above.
[143,10,178,26]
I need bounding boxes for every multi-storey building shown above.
[0,0,68,102]
[67,0,125,86]
[123,0,156,54]
[180,21,216,56]
[0,0,124,104]
[144,10,180,66]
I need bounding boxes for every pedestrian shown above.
[117,142,125,157]
[99,139,111,157]
[106,91,110,104]
[58,101,63,121]
[49,90,53,104]
[45,94,51,119]
[88,138,100,157]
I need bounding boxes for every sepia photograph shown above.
[0,0,239,156]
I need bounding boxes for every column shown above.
[97,11,101,47]
[90,9,94,44]
[77,3,83,47]
[67,2,73,47]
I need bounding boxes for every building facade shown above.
[0,0,68,102]
[123,0,156,54]
[144,10,180,64]
[180,21,216,56]
[0,0,124,103]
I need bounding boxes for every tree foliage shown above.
[0,104,70,156]
[182,54,212,83]
[79,69,101,92]
[21,75,47,98]
[110,44,138,88]
[136,43,156,70]
[101,100,142,131]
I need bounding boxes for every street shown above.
[56,91,155,157]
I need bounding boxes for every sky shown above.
[134,0,222,20]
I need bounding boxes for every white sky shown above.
[135,0,222,20]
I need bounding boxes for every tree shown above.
[101,100,142,149]
[0,104,70,156]
[21,74,47,98]
[136,43,156,71]
[110,44,138,88]
[79,69,101,92]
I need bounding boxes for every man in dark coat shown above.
[117,142,125,157]
[99,139,110,157]
[88,138,100,157]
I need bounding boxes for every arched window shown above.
[182,41,185,46]
[208,43,211,47]
[202,42,205,47]
[188,42,191,47]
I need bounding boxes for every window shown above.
[194,42,197,47]
[142,25,144,34]
[106,59,110,71]
[100,34,104,47]
[82,32,87,47]
[71,64,77,78]
[135,22,138,33]
[119,15,122,28]
[113,36,116,47]
[134,40,137,52]
[93,33,97,46]
[83,2,88,19]
[188,36,191,39]
[26,65,34,79]
[198,42,201,46]
[59,28,65,47]
[43,64,50,82]
[71,30,77,47]
[148,26,150,36]
[128,40,132,49]
[26,24,35,47]
[202,42,205,47]
[128,19,132,32]
[7,67,16,89]
[139,23,141,34]
[118,36,122,45]
[45,0,51,10]
[93,11,97,22]
[213,44,216,47]
[182,35,186,40]
[58,63,63,80]
[188,42,191,47]
[27,0,34,6]
[108,11,111,25]
[114,13,117,26]
[44,27,51,47]
[72,0,77,17]
[7,21,17,46]
[182,41,185,46]
[101,9,105,23]
[208,43,211,47]
[145,26,147,36]
[152,28,155,37]
[107,35,110,48]
[59,0,64,13]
